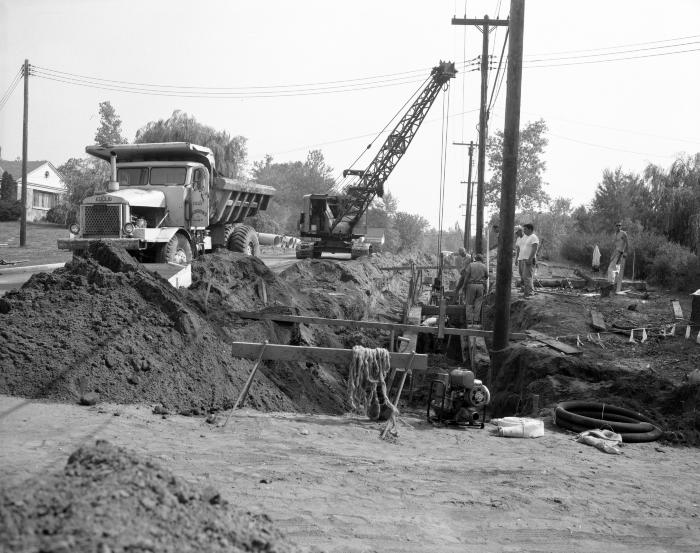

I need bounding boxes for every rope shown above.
[348,346,398,420]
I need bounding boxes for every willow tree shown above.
[643,153,700,252]
[134,110,247,178]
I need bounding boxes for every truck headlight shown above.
[123,222,135,235]
[69,223,80,234]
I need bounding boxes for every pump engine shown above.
[427,368,490,428]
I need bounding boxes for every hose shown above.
[554,400,662,443]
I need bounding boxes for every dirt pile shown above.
[485,290,700,444]
[0,440,309,553]
[0,244,422,416]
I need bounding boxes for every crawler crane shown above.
[296,61,456,259]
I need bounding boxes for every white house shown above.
[0,158,66,222]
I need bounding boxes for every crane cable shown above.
[329,73,432,194]
[436,83,452,296]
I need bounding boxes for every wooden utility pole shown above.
[454,140,476,250]
[452,15,508,254]
[20,59,29,247]
[492,0,525,352]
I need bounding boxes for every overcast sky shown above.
[1,0,699,231]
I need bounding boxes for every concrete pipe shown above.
[257,233,283,247]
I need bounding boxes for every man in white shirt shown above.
[517,223,539,298]
[514,226,526,289]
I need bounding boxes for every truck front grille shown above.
[83,204,121,237]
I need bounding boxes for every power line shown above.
[0,66,23,112]
[527,33,700,57]
[525,39,700,63]
[487,28,509,113]
[524,45,700,69]
[545,130,677,158]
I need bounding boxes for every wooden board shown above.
[671,300,684,320]
[525,330,582,355]
[590,309,607,331]
[235,311,527,339]
[230,342,428,371]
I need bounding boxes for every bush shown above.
[561,229,700,290]
[46,204,76,225]
[0,199,21,221]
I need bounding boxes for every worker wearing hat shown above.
[514,225,526,289]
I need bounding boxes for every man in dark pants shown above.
[519,223,539,298]
[463,253,488,321]
[607,221,629,293]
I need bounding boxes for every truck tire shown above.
[156,233,192,264]
[227,225,261,256]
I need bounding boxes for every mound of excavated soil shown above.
[485,290,700,444]
[0,244,426,416]
[0,440,308,553]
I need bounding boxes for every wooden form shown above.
[230,342,428,371]
[525,330,582,355]
[671,300,684,320]
[235,311,527,340]
[590,309,607,331]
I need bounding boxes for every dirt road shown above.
[2,395,697,553]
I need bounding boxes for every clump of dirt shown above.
[0,440,309,553]
[488,289,700,444]
[0,244,421,417]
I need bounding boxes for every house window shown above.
[33,190,57,209]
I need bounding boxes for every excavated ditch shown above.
[483,293,700,445]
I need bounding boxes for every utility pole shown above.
[452,14,508,255]
[20,59,29,247]
[492,0,525,353]
[453,140,476,250]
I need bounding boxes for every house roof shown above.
[0,159,49,180]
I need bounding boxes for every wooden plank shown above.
[590,309,607,331]
[235,311,527,340]
[437,298,447,339]
[671,300,684,320]
[230,342,428,371]
[525,330,582,355]
[380,265,437,271]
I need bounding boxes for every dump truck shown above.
[58,142,275,263]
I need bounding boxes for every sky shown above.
[1,0,699,233]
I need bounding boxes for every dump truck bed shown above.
[210,176,275,225]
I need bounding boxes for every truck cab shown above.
[59,142,275,263]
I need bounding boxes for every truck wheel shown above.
[157,233,192,264]
[227,225,261,256]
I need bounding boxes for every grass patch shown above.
[0,221,72,267]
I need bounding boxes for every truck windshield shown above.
[117,168,148,186]
[151,167,187,185]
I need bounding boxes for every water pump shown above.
[427,368,490,428]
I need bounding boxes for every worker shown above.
[519,223,539,298]
[514,225,526,290]
[463,253,488,320]
[454,251,473,304]
[454,247,469,271]
[607,221,629,293]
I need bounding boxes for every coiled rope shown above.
[348,346,399,421]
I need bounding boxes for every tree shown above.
[94,101,127,146]
[135,110,247,178]
[0,171,21,221]
[251,150,335,233]
[1,171,18,202]
[486,118,550,210]
[642,154,700,252]
[57,157,109,218]
[393,211,430,252]
[591,167,647,227]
